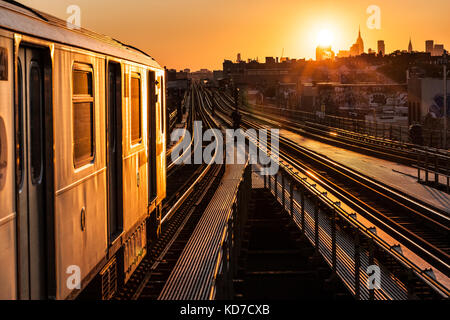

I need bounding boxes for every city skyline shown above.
[19,0,450,70]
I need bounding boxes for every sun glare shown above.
[317,29,333,47]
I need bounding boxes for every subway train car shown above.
[0,0,166,299]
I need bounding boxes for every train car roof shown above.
[0,0,162,69]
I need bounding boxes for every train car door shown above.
[16,46,53,299]
[107,62,123,242]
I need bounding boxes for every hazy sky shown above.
[20,0,450,70]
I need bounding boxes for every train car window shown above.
[0,117,6,190]
[72,63,95,168]
[73,69,92,95]
[16,59,24,188]
[29,62,43,184]
[159,76,165,134]
[130,73,142,144]
[0,47,7,80]
[148,70,157,200]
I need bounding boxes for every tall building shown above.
[355,26,364,54]
[350,26,364,56]
[432,44,444,56]
[377,40,385,56]
[316,45,335,61]
[408,38,413,53]
[237,53,242,63]
[350,43,360,56]
[426,40,434,54]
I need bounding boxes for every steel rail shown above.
[167,90,194,171]
[248,103,450,153]
[207,87,450,297]
[240,115,450,277]
[162,83,222,224]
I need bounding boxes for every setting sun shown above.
[317,29,334,47]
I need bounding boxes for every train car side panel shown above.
[53,48,108,299]
[121,64,149,281]
[122,64,148,231]
[156,72,166,203]
[0,32,17,300]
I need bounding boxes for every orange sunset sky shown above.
[20,0,450,70]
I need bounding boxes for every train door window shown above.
[0,117,6,190]
[0,47,7,80]
[16,59,24,188]
[130,73,142,144]
[148,71,157,200]
[72,63,95,168]
[29,62,43,184]
[158,76,165,133]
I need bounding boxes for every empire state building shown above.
[350,27,365,56]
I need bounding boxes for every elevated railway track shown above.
[236,100,450,193]
[205,86,450,299]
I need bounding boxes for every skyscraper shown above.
[408,38,413,53]
[426,40,434,54]
[432,44,444,56]
[355,26,364,54]
[350,26,364,56]
[377,40,385,56]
